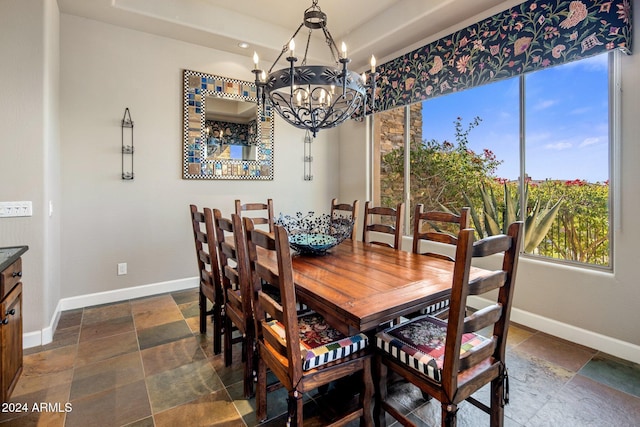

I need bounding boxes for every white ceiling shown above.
[57,0,517,70]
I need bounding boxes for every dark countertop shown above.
[0,246,28,272]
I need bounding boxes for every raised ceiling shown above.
[57,0,518,70]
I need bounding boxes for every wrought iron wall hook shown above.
[121,108,134,180]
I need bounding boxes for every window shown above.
[374,52,614,268]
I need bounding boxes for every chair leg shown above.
[442,403,458,427]
[224,315,233,366]
[199,290,207,334]
[256,356,268,422]
[374,356,388,427]
[287,390,303,427]
[212,303,222,355]
[490,376,505,427]
[242,333,254,398]
[360,357,374,427]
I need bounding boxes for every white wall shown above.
[0,0,60,335]
[338,8,640,359]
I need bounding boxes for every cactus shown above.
[461,182,562,253]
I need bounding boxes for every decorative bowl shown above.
[276,212,354,255]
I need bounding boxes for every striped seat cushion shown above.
[422,299,449,315]
[376,315,489,382]
[265,313,368,371]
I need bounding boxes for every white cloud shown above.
[544,142,573,150]
[570,106,591,115]
[580,137,601,147]
[560,53,609,72]
[533,99,558,111]
[527,131,553,144]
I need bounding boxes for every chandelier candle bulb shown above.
[341,42,347,59]
[253,51,259,70]
[371,55,376,73]
[289,39,295,58]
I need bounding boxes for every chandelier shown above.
[252,0,377,137]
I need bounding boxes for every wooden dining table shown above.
[275,239,490,336]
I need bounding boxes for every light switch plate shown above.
[0,201,33,217]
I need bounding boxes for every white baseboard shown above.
[24,277,198,348]
[468,296,640,365]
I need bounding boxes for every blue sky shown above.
[420,53,610,183]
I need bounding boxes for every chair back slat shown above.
[422,231,457,245]
[472,234,513,257]
[463,304,503,333]
[223,265,240,286]
[458,337,497,371]
[192,210,205,222]
[467,270,507,295]
[198,251,210,265]
[235,199,275,233]
[362,201,405,249]
[255,263,280,290]
[331,198,360,240]
[257,291,284,324]
[214,213,236,289]
[413,204,471,260]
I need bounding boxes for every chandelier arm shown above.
[268,22,305,74]
[301,29,312,66]
[321,27,341,65]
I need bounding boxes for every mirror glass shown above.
[182,69,274,180]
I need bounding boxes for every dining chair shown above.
[235,198,275,233]
[411,205,471,317]
[213,211,255,398]
[330,198,360,241]
[244,217,374,427]
[189,205,224,355]
[374,221,523,427]
[362,201,405,249]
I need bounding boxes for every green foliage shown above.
[464,182,562,253]
[381,116,502,210]
[379,115,610,266]
[528,179,609,264]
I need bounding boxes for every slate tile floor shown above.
[2,289,639,426]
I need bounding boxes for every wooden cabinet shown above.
[0,246,27,403]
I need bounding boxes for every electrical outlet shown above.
[117,263,127,276]
[0,201,33,217]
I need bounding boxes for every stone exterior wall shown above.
[374,103,423,209]
[377,103,423,156]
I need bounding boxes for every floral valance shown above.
[371,0,632,113]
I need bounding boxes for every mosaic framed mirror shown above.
[182,69,274,180]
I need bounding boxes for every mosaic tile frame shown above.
[182,69,274,180]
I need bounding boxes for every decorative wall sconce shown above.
[304,130,313,181]
[121,108,134,180]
